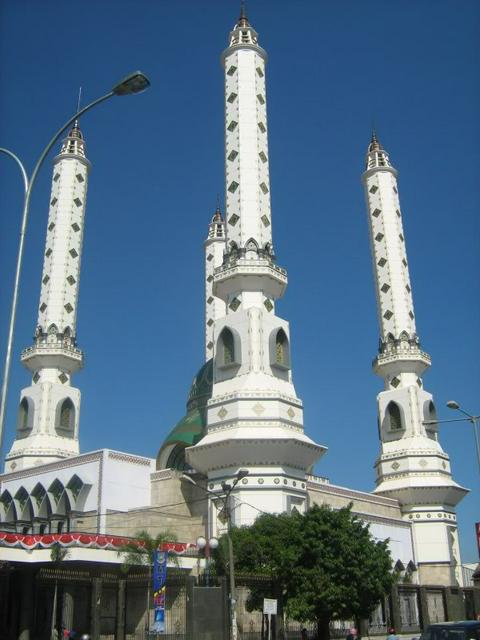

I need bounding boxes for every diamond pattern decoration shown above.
[409,311,415,319]
[396,209,401,217]
[229,297,241,312]
[207,341,213,350]
[372,208,381,217]
[76,173,84,183]
[375,233,384,242]
[259,151,267,163]
[380,283,390,293]
[207,296,214,304]
[207,275,213,282]
[227,92,238,103]
[252,403,265,415]
[45,248,52,257]
[260,182,269,194]
[391,462,400,470]
[71,222,80,232]
[48,222,55,231]
[399,233,404,242]
[258,122,266,133]
[402,258,408,267]
[42,275,50,285]
[393,186,398,194]
[406,284,411,293]
[218,407,228,419]
[391,377,400,388]
[66,275,76,285]
[228,150,238,161]
[257,94,265,104]
[207,253,213,262]
[51,197,58,206]
[227,65,237,76]
[33,373,40,383]
[40,303,47,313]
[53,172,60,182]
[207,318,214,327]
[369,185,378,194]
[228,213,240,226]
[69,248,78,258]
[287,407,295,419]
[417,378,422,387]
[58,373,68,384]
[383,310,393,320]
[377,257,387,267]
[64,303,73,313]
[73,197,82,207]
[227,120,238,132]
[228,181,239,193]
[263,299,273,312]
[261,215,270,227]
[256,66,264,77]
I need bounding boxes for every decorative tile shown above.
[228,214,240,226]
[287,407,295,419]
[263,299,273,312]
[253,403,265,415]
[261,215,270,227]
[58,373,68,384]
[419,459,427,467]
[377,257,387,267]
[391,462,400,470]
[383,310,393,320]
[229,297,241,311]
[218,407,228,419]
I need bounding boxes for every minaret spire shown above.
[205,202,226,361]
[5,120,91,471]
[362,134,467,585]
[187,10,325,531]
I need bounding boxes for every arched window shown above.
[275,329,288,366]
[220,328,235,365]
[18,398,29,431]
[57,398,75,435]
[424,400,438,440]
[386,402,403,431]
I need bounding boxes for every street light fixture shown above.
[0,70,150,460]
[422,401,480,474]
[196,535,219,586]
[181,470,249,640]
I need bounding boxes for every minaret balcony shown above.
[373,346,431,377]
[213,259,288,301]
[21,342,83,373]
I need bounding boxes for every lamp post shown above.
[181,469,249,640]
[0,71,150,460]
[196,535,219,586]
[423,400,480,475]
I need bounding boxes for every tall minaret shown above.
[205,205,226,361]
[362,133,468,585]
[187,8,326,529]
[5,122,90,472]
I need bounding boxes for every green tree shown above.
[118,530,177,632]
[215,505,394,640]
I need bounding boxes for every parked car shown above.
[420,621,480,640]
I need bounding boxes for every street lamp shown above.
[422,401,480,475]
[181,469,249,640]
[196,535,219,586]
[0,70,150,460]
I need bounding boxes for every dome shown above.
[156,359,213,471]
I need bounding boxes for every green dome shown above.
[156,359,213,470]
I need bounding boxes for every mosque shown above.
[0,7,477,638]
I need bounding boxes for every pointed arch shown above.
[48,479,65,507]
[245,237,259,254]
[424,400,438,440]
[386,401,403,431]
[17,397,33,437]
[0,490,17,523]
[217,327,240,368]
[64,326,71,337]
[48,324,58,334]
[14,487,33,521]
[31,483,48,517]
[269,327,291,374]
[56,398,75,436]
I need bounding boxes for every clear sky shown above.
[0,1,479,561]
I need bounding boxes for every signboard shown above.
[263,598,277,615]
[152,550,168,633]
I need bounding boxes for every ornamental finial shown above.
[238,1,249,27]
[60,120,86,158]
[368,129,382,153]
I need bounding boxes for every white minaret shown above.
[205,205,226,362]
[362,133,468,586]
[5,122,90,472]
[187,8,326,530]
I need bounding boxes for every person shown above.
[301,629,308,640]
[347,628,358,640]
[387,628,399,640]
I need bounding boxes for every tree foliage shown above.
[118,529,178,572]
[215,504,395,639]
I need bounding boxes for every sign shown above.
[152,550,168,633]
[263,598,277,615]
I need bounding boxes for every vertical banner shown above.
[476,522,480,559]
[152,550,168,633]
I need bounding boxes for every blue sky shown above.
[0,1,479,561]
